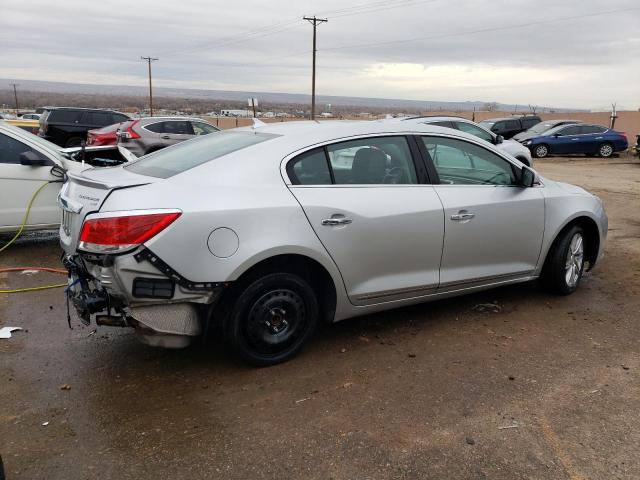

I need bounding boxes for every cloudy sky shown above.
[1,0,639,109]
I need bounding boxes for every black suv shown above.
[38,107,130,147]
[479,115,542,139]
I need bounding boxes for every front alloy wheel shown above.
[598,143,613,158]
[564,233,584,288]
[534,144,549,158]
[541,224,586,295]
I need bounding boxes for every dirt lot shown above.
[1,155,639,480]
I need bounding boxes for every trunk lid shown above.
[59,166,157,253]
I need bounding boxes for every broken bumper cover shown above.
[63,250,226,348]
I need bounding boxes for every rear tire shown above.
[533,144,549,158]
[65,136,83,148]
[541,225,585,295]
[598,142,613,158]
[224,272,318,366]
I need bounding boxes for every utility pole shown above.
[141,56,158,116]
[10,83,19,115]
[303,16,327,120]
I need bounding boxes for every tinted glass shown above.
[191,122,218,135]
[558,125,581,135]
[580,125,606,134]
[125,131,276,178]
[288,148,331,185]
[145,122,164,133]
[421,136,516,186]
[521,118,540,128]
[0,133,47,164]
[112,113,129,123]
[164,121,193,135]
[85,112,114,126]
[430,121,454,128]
[504,120,520,129]
[454,121,494,143]
[326,136,417,185]
[50,110,82,123]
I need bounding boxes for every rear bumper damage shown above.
[63,250,226,348]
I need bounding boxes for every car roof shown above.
[234,120,483,152]
[44,106,127,114]
[137,116,212,122]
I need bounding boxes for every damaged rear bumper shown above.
[63,249,226,348]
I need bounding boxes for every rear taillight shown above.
[78,210,181,254]
[122,120,140,139]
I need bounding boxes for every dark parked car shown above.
[513,119,582,142]
[522,124,628,158]
[479,116,542,139]
[38,107,130,147]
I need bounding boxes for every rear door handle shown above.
[322,216,353,226]
[450,211,475,221]
[161,135,171,139]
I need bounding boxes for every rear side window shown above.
[125,131,277,178]
[191,122,219,135]
[504,120,520,129]
[49,110,82,123]
[145,122,164,133]
[521,118,540,129]
[558,126,581,136]
[288,148,332,185]
[164,121,193,135]
[580,125,606,134]
[430,121,454,128]
[85,112,115,126]
[112,113,129,123]
[288,136,418,185]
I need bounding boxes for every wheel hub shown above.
[265,307,288,334]
[565,233,584,287]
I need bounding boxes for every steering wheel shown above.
[383,167,404,184]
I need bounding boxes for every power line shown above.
[303,16,328,120]
[321,6,640,52]
[141,56,158,116]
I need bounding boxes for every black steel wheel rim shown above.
[243,288,307,355]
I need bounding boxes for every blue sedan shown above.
[521,123,628,158]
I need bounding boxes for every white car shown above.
[0,122,127,233]
[59,120,606,366]
[386,116,534,166]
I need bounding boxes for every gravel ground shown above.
[1,155,639,480]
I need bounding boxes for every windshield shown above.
[125,130,277,178]
[0,121,63,155]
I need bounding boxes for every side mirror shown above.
[495,135,504,145]
[520,166,536,188]
[19,151,53,167]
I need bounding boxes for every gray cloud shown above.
[1,0,638,109]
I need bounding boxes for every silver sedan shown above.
[59,121,607,365]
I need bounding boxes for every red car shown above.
[87,122,122,146]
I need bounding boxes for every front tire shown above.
[598,142,614,158]
[541,225,585,295]
[225,272,318,366]
[533,144,549,158]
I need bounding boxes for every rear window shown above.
[49,110,83,123]
[125,131,277,178]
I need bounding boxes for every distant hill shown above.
[0,78,584,113]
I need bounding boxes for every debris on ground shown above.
[295,397,310,404]
[408,353,416,358]
[498,424,519,430]
[0,327,22,339]
[60,384,71,391]
[465,437,475,445]
[41,421,49,427]
[472,302,502,313]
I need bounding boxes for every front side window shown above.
[504,120,520,130]
[327,136,417,185]
[558,126,581,136]
[421,136,517,186]
[521,118,540,129]
[145,122,164,133]
[191,122,219,135]
[0,133,48,164]
[454,121,494,143]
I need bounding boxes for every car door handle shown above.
[450,212,475,221]
[322,217,353,226]
[161,135,171,139]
